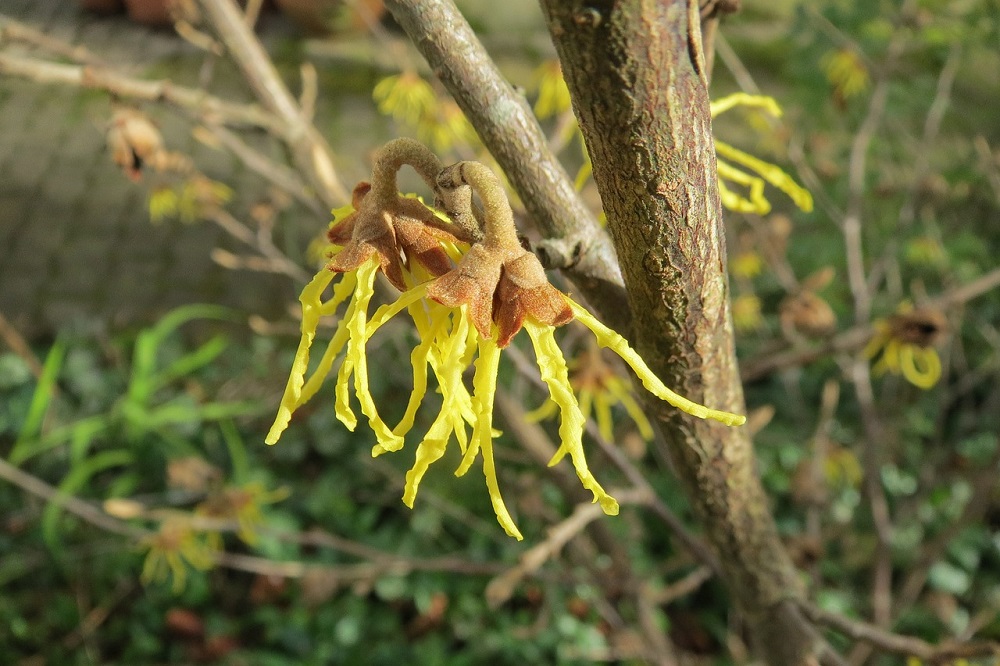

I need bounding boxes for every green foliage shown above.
[4,1,1000,663]
[0,307,629,664]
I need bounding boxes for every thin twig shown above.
[802,600,1000,664]
[842,55,899,323]
[201,122,322,214]
[0,457,144,539]
[0,16,106,66]
[0,311,44,380]
[646,565,713,606]
[485,490,647,608]
[196,0,349,206]
[0,51,285,135]
[206,209,312,282]
[896,43,962,230]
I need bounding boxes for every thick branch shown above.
[539,1,831,664]
[381,0,629,331]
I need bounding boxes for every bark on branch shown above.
[538,1,836,663]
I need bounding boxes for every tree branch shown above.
[381,0,629,332]
[538,1,833,663]
[195,0,349,207]
[0,50,284,135]
[802,601,1000,664]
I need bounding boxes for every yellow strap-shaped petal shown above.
[348,259,405,455]
[607,378,656,441]
[593,391,615,443]
[716,140,814,213]
[717,161,770,215]
[403,308,479,507]
[710,92,783,119]
[899,344,941,389]
[461,332,522,539]
[525,322,619,516]
[567,299,747,427]
[266,269,338,444]
[524,399,558,424]
[403,330,469,501]
[298,272,360,406]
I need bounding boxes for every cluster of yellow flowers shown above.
[373,73,478,154]
[267,139,745,540]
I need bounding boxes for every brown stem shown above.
[0,52,283,135]
[369,137,443,203]
[437,161,520,252]
[802,600,1000,663]
[381,0,629,332]
[0,16,105,66]
[539,1,833,663]
[196,0,349,207]
[0,457,144,539]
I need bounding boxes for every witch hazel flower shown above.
[267,140,746,540]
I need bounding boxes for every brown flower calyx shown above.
[107,107,164,181]
[780,266,837,339]
[427,161,572,347]
[887,307,947,348]
[325,139,469,291]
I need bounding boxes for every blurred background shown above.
[2,0,999,663]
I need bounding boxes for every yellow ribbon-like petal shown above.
[525,321,619,516]
[711,92,783,119]
[465,331,522,540]
[336,259,404,454]
[567,299,747,427]
[899,344,942,389]
[403,309,474,506]
[716,141,814,213]
[266,268,338,444]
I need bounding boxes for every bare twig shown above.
[201,122,322,213]
[0,457,144,539]
[647,565,713,605]
[741,266,1000,382]
[842,57,899,323]
[896,43,962,230]
[206,209,312,282]
[974,135,1000,204]
[485,490,647,608]
[196,0,349,207]
[63,581,135,649]
[0,311,44,380]
[848,356,894,635]
[0,51,285,135]
[1,454,508,587]
[298,62,318,124]
[0,16,105,66]
[802,601,1000,663]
